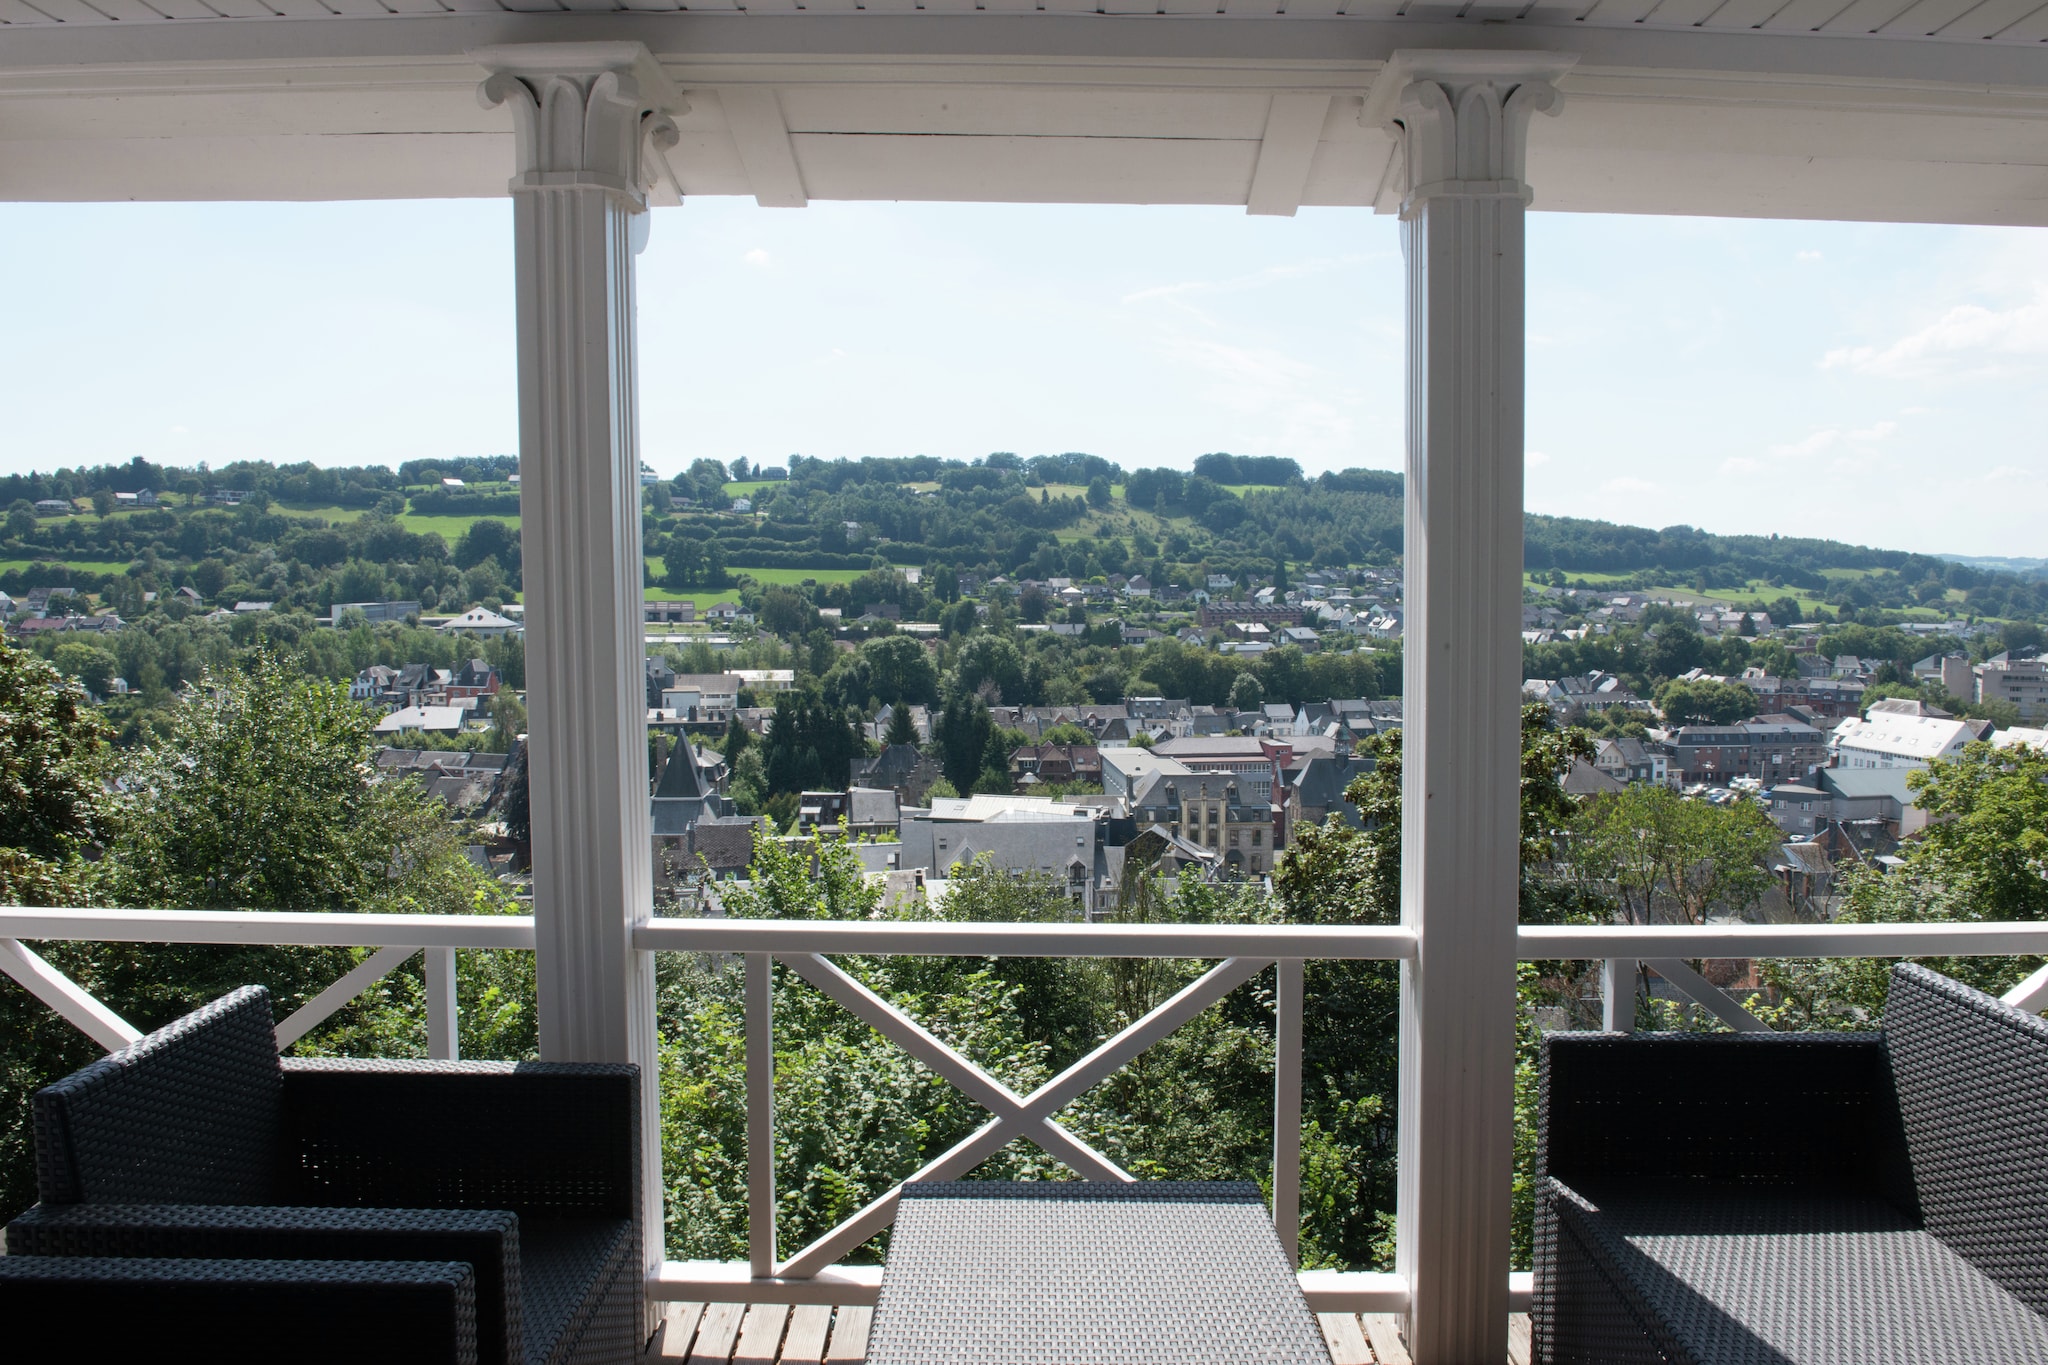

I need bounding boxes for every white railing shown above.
[5,906,2047,1317]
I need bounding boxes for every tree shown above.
[1569,784,1779,926]
[1227,672,1264,712]
[51,641,119,699]
[884,705,919,748]
[1654,679,1759,727]
[0,637,114,898]
[488,690,526,752]
[109,654,481,916]
[190,558,229,602]
[453,518,516,573]
[1763,741,2048,1024]
[861,635,940,708]
[1086,477,1111,509]
[933,692,993,795]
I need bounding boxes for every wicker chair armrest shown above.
[1538,1032,1910,1200]
[5,1203,522,1365]
[0,1255,480,1365]
[279,1059,640,1223]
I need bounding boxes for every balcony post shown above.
[476,41,682,1304]
[1369,49,1573,1364]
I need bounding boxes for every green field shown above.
[720,480,777,498]
[641,562,865,601]
[398,512,517,541]
[0,558,131,577]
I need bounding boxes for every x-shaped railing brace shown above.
[768,952,1272,1279]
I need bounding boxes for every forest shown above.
[7,453,2046,624]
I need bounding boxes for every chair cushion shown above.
[1550,1181,2048,1365]
[33,984,282,1206]
[515,1218,636,1365]
[1884,962,2048,1316]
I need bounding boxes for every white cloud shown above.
[1602,476,1656,494]
[1822,285,2048,380]
[1768,419,1899,460]
[1525,451,1550,467]
[743,248,771,268]
[1719,456,1763,476]
[1984,464,2033,482]
[1770,429,1840,458]
[1796,250,1823,263]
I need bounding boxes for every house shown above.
[902,794,1107,912]
[1829,711,1978,771]
[1278,625,1320,651]
[797,786,900,838]
[373,705,468,736]
[730,497,753,513]
[350,665,398,702]
[1661,717,1826,786]
[1561,759,1625,797]
[448,658,502,700]
[1913,653,1975,699]
[1767,766,1929,842]
[645,600,696,624]
[659,673,742,725]
[33,498,71,515]
[1976,653,2048,721]
[1592,737,1668,787]
[852,743,943,806]
[437,607,521,637]
[1126,771,1278,876]
[1008,743,1103,788]
[233,600,273,614]
[649,735,733,837]
[731,669,796,693]
[1099,749,1194,799]
[329,600,421,626]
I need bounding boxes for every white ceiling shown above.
[2,11,2047,222]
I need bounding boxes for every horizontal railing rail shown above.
[0,906,535,949]
[4,907,2044,1316]
[635,918,1418,959]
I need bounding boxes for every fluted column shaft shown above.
[1378,50,1570,1365]
[479,42,681,1298]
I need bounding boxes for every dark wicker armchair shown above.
[0,985,644,1365]
[1534,962,2048,1365]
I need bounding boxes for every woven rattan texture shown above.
[1551,1183,2048,1364]
[0,1255,481,1364]
[1885,962,2048,1317]
[280,1058,640,1221]
[868,1181,1330,1365]
[1533,966,2048,1365]
[32,983,283,1206]
[7,1203,525,1365]
[13,990,645,1365]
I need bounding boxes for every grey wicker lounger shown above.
[1534,962,2048,1365]
[867,1180,1333,1365]
[0,984,643,1365]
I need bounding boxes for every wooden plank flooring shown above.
[648,1304,1534,1365]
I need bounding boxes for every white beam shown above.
[721,87,809,208]
[1384,47,1572,1365]
[2001,960,2048,1014]
[0,937,143,1054]
[1643,957,1774,1033]
[476,39,677,1316]
[1245,92,1329,217]
[273,944,420,1051]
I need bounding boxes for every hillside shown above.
[3,451,2043,626]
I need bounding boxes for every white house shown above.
[436,607,521,638]
[1829,712,1979,771]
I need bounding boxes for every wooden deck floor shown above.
[645,1303,1538,1365]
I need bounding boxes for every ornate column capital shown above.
[473,41,685,211]
[1362,50,1576,219]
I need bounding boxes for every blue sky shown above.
[2,198,2042,556]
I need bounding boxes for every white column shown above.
[1369,49,1572,1365]
[476,41,682,1296]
